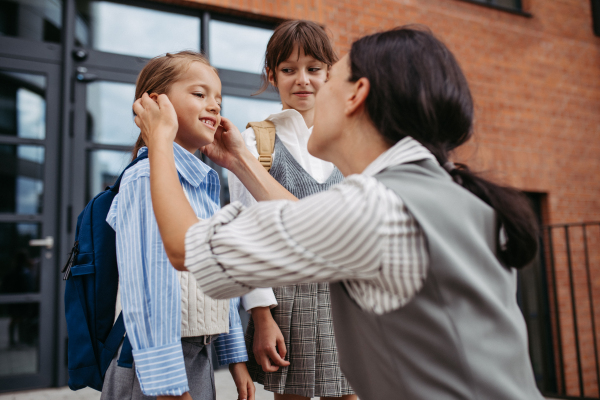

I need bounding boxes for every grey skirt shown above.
[245,282,354,397]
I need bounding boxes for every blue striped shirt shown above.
[106,143,247,396]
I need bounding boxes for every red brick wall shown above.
[180,0,600,225]
[174,0,600,395]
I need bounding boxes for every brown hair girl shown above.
[257,20,338,94]
[131,51,216,160]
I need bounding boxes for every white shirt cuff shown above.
[241,288,277,312]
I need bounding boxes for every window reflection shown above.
[88,150,130,201]
[0,145,45,214]
[210,20,273,74]
[0,303,39,376]
[221,95,281,133]
[0,71,46,140]
[0,223,41,295]
[75,1,200,58]
[0,0,62,43]
[87,81,138,145]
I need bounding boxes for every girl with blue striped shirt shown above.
[101,51,254,400]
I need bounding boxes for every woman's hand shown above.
[251,307,289,372]
[133,93,178,148]
[200,117,250,171]
[228,362,255,400]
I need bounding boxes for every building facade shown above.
[0,0,598,397]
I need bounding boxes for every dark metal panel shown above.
[202,12,210,57]
[56,0,78,386]
[0,214,44,222]
[87,143,134,152]
[0,136,46,146]
[0,37,62,64]
[0,294,42,303]
[74,48,149,75]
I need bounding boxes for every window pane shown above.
[471,0,521,9]
[87,81,138,146]
[0,303,39,375]
[221,95,281,133]
[0,70,46,140]
[0,0,62,43]
[75,1,200,58]
[0,223,41,295]
[210,20,273,74]
[0,144,45,214]
[87,150,130,201]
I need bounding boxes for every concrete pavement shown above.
[0,369,272,400]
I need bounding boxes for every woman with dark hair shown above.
[133,26,544,400]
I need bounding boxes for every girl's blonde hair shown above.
[131,51,217,160]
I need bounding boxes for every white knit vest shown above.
[115,272,230,337]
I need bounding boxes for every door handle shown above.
[29,236,54,249]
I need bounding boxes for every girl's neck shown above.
[174,138,199,155]
[283,104,314,128]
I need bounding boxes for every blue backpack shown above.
[62,151,147,391]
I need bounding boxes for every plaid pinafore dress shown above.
[245,136,354,397]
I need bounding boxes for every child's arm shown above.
[213,298,254,399]
[229,362,255,400]
[133,93,296,269]
[108,174,190,396]
[250,307,289,372]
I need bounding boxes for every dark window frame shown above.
[457,0,532,17]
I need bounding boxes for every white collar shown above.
[362,136,437,177]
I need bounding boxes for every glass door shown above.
[0,56,61,392]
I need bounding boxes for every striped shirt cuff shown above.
[214,325,249,365]
[185,202,251,299]
[132,341,189,396]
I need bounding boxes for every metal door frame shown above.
[0,55,62,392]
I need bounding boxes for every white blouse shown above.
[233,108,337,312]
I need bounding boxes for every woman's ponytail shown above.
[349,27,538,269]
[448,164,538,269]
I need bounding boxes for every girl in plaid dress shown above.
[228,20,357,400]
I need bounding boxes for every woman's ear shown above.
[345,77,370,116]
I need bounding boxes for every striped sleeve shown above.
[185,175,385,299]
[213,297,248,365]
[113,174,189,396]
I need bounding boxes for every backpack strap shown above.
[246,121,276,171]
[110,150,149,193]
[100,312,127,374]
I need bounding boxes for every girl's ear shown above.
[148,93,159,103]
[267,67,277,88]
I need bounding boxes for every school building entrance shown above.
[0,0,280,391]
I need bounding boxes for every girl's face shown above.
[167,61,222,152]
[269,46,328,116]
